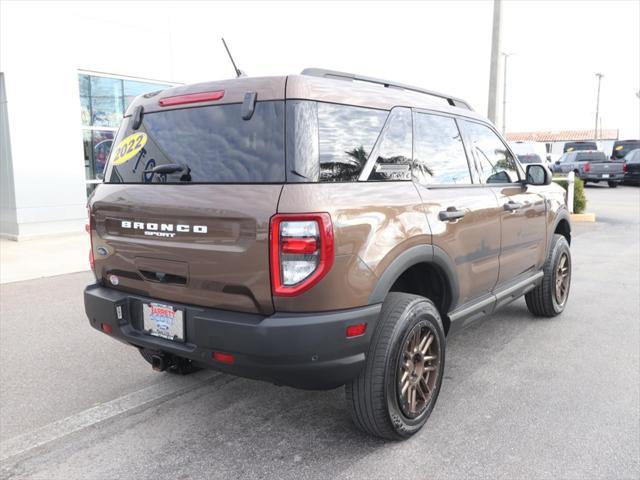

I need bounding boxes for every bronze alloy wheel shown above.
[397,322,441,419]
[554,252,570,306]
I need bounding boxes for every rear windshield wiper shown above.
[144,163,192,182]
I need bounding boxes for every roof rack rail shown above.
[301,68,473,110]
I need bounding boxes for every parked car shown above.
[563,141,598,153]
[623,148,640,185]
[84,69,572,440]
[554,150,624,187]
[509,141,550,166]
[611,139,640,161]
[516,153,544,165]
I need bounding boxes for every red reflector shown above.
[346,323,367,338]
[85,223,90,233]
[212,351,235,364]
[159,90,225,107]
[281,237,318,254]
[101,323,112,334]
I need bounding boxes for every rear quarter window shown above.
[286,101,388,182]
[105,101,285,183]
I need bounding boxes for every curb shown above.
[570,213,596,222]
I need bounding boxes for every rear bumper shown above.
[84,284,381,390]
[624,172,640,184]
[581,172,624,182]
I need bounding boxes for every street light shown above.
[501,52,514,134]
[594,73,604,141]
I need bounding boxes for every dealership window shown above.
[78,72,173,195]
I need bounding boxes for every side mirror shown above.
[555,160,560,165]
[526,164,551,186]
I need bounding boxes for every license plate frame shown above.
[142,302,185,342]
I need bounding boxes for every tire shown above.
[608,181,618,188]
[525,234,571,317]
[346,292,446,440]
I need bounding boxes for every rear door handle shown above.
[439,208,465,221]
[503,201,524,212]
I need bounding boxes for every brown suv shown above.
[84,69,572,440]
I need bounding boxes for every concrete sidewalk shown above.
[0,233,89,284]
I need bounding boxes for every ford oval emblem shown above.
[97,247,108,257]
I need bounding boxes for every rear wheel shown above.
[608,181,618,188]
[346,293,445,440]
[525,234,571,317]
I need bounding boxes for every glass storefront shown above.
[78,73,172,195]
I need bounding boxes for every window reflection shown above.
[318,103,388,182]
[83,130,114,180]
[90,76,124,128]
[368,107,413,181]
[108,102,285,183]
[123,80,164,110]
[79,74,91,126]
[413,113,471,184]
[463,121,519,184]
[78,73,172,187]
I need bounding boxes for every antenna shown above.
[222,38,246,78]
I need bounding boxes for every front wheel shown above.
[525,234,571,317]
[346,293,445,440]
[608,181,618,188]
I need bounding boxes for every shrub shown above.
[553,177,587,214]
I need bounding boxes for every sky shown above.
[160,0,639,138]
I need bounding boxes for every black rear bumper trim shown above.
[84,284,381,389]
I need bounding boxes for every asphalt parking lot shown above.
[1,185,638,480]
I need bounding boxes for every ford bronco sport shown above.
[84,69,572,440]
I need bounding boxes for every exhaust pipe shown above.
[151,353,169,372]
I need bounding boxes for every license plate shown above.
[142,302,184,342]
[602,173,610,178]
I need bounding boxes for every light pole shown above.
[501,52,513,134]
[487,0,502,125]
[594,73,604,141]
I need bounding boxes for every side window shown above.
[367,107,413,181]
[285,101,388,182]
[413,112,471,185]
[463,121,519,184]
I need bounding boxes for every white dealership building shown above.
[0,2,239,239]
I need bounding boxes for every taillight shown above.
[623,163,628,172]
[87,207,95,272]
[583,163,590,173]
[270,213,334,296]
[159,90,224,107]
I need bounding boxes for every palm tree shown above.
[345,146,368,169]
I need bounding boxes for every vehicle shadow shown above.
[123,299,554,479]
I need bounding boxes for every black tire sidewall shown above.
[383,300,446,437]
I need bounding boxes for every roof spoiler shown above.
[301,68,473,110]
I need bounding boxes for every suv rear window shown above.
[564,142,597,153]
[575,151,607,162]
[612,140,640,159]
[517,154,542,164]
[105,101,285,183]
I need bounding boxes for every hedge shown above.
[553,177,587,214]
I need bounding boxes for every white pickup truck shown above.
[553,150,625,187]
